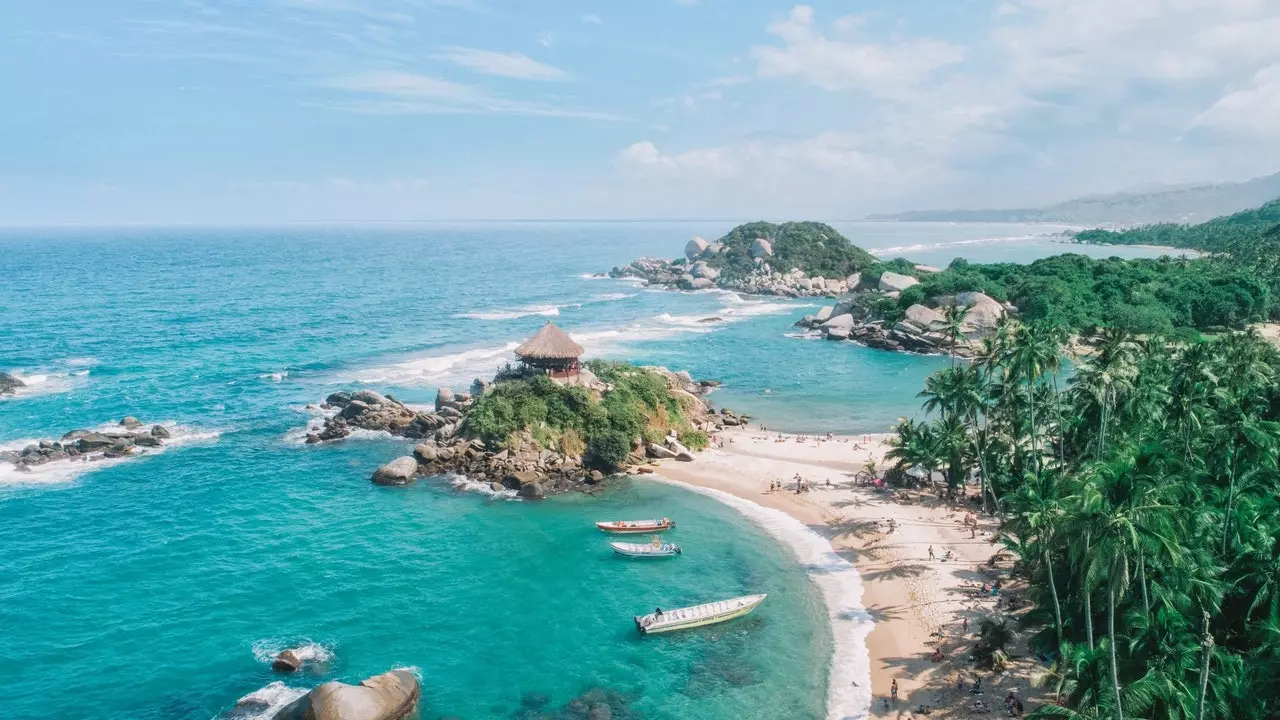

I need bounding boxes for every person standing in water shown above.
[890,679,898,702]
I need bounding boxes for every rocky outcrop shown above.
[0,421,174,473]
[311,366,732,497]
[272,649,304,673]
[685,236,709,260]
[371,457,418,486]
[0,372,24,395]
[274,669,419,720]
[609,258,855,298]
[750,238,773,259]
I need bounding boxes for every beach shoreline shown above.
[654,426,1036,719]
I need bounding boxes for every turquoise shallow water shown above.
[0,223,1179,719]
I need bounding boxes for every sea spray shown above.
[649,475,873,720]
[0,422,223,487]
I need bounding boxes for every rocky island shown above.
[0,371,24,396]
[309,323,746,497]
[0,417,174,472]
[609,220,1012,355]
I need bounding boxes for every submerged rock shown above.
[272,649,303,674]
[120,416,143,429]
[151,424,171,439]
[0,371,24,395]
[274,669,419,720]
[371,457,418,486]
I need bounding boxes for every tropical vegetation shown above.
[885,320,1280,718]
[697,221,879,280]
[462,360,707,469]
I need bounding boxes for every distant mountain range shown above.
[867,171,1280,226]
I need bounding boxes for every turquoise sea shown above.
[0,222,1180,720]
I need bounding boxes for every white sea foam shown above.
[2,359,98,400]
[449,473,519,500]
[649,476,873,720]
[0,421,222,488]
[869,234,1037,256]
[251,639,335,667]
[593,292,637,302]
[259,371,289,383]
[456,304,563,321]
[348,342,520,388]
[219,681,307,720]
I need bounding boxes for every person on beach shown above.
[890,679,898,702]
[928,545,935,561]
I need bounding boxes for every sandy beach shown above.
[655,426,1042,719]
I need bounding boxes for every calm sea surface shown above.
[0,222,1177,719]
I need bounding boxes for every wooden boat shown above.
[611,536,682,558]
[595,518,674,534]
[634,594,766,635]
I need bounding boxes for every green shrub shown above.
[587,428,632,469]
[678,428,710,451]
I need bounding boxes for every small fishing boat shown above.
[634,594,766,635]
[595,518,674,534]
[611,535,682,558]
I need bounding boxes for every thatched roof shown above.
[516,322,585,360]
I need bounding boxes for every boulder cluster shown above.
[0,417,172,472]
[608,244,864,298]
[0,371,23,395]
[796,290,1013,357]
[314,369,744,498]
[273,669,419,720]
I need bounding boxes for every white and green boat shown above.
[634,594,766,635]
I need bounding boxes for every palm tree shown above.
[941,302,970,364]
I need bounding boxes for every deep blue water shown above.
[0,222,1179,719]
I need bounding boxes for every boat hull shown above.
[634,594,766,635]
[596,521,673,534]
[611,542,681,558]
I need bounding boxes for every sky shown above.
[3,0,1280,223]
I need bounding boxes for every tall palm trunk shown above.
[1045,546,1065,649]
[1138,552,1150,616]
[1052,372,1065,465]
[1196,611,1213,720]
[1109,578,1124,720]
[1221,444,1237,556]
[1083,531,1095,651]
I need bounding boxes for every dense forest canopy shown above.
[701,221,879,280]
[893,255,1273,336]
[887,321,1280,718]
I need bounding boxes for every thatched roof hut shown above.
[516,322,584,372]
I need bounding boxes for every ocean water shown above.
[0,222,1180,720]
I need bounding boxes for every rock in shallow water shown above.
[274,669,419,720]
[272,649,303,673]
[371,457,418,486]
[0,371,24,395]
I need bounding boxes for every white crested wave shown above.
[594,292,637,302]
[259,371,289,383]
[2,358,99,400]
[219,681,307,720]
[251,639,335,667]
[347,342,519,388]
[869,234,1038,256]
[0,421,223,488]
[649,476,873,720]
[456,304,562,321]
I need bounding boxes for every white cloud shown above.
[751,5,965,96]
[580,13,603,25]
[1192,64,1280,139]
[435,47,566,80]
[322,70,620,119]
[617,141,737,178]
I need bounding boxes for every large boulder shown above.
[435,387,455,411]
[903,304,945,330]
[413,443,438,463]
[750,238,773,259]
[502,471,543,491]
[150,425,171,439]
[685,236,709,260]
[0,372,24,395]
[371,457,418,486]
[76,433,115,451]
[690,277,715,290]
[351,390,391,407]
[274,669,419,720]
[339,400,370,420]
[646,443,678,460]
[878,272,920,293]
[120,416,143,429]
[819,314,855,340]
[518,482,545,499]
[690,261,720,281]
[960,294,1005,338]
[813,306,835,324]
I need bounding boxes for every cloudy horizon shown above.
[4,0,1279,223]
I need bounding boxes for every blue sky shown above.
[4,0,1279,222]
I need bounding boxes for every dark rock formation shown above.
[272,649,303,673]
[1,420,174,474]
[0,371,24,395]
[371,457,418,486]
